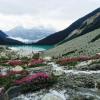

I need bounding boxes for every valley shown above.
[0,7,100,100]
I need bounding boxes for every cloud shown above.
[7,36,31,43]
[0,13,73,31]
[88,0,100,2]
[0,0,99,31]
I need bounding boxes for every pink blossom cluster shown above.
[0,74,9,78]
[57,56,90,64]
[9,70,28,75]
[57,55,100,65]
[15,72,49,84]
[28,59,44,66]
[7,59,44,67]
[7,60,23,66]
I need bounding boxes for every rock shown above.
[0,87,10,100]
[5,86,22,99]
[96,79,100,89]
[0,87,4,95]
[77,63,100,71]
[42,94,62,100]
[88,64,100,70]
[12,66,23,72]
[76,60,93,68]
[12,95,29,100]
[0,87,5,100]
[76,61,88,67]
[44,56,52,61]
[0,68,8,75]
[42,90,66,100]
[52,67,64,76]
[72,95,95,100]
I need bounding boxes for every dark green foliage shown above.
[0,56,9,63]
[62,50,77,56]
[29,63,46,67]
[32,53,40,59]
[60,62,78,68]
[0,77,13,90]
[90,34,100,42]
[21,76,57,93]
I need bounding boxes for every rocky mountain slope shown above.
[43,28,100,57]
[36,8,100,45]
[0,30,23,45]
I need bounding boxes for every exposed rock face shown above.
[76,63,100,70]
[52,67,64,76]
[0,30,23,45]
[42,90,66,100]
[5,86,22,100]
[96,79,100,89]
[42,94,65,100]
[0,87,5,100]
[12,66,23,72]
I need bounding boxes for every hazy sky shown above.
[0,0,100,31]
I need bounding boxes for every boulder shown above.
[5,86,22,99]
[77,63,100,70]
[52,67,64,76]
[12,66,23,72]
[96,79,100,89]
[44,56,52,61]
[42,94,63,100]
[42,90,66,100]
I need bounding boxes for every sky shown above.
[0,0,100,31]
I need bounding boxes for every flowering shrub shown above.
[57,57,88,65]
[57,55,100,65]
[15,72,49,84]
[0,74,12,90]
[28,59,44,67]
[14,72,57,93]
[7,60,23,66]
[0,74,9,78]
[0,71,29,91]
[9,70,28,76]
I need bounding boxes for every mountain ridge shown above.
[36,7,100,45]
[0,30,24,45]
[43,28,100,57]
[6,26,56,42]
[39,8,100,57]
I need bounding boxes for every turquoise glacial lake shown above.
[8,45,54,53]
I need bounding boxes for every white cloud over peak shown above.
[0,0,99,31]
[0,13,73,31]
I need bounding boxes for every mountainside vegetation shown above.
[43,28,100,57]
[36,8,100,45]
[38,8,100,57]
[0,30,23,45]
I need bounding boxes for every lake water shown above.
[8,45,53,55]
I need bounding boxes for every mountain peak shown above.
[6,26,56,42]
[36,8,100,45]
[94,7,100,12]
[0,30,8,37]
